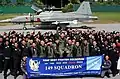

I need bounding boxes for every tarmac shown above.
[0,23,120,33]
[0,23,120,79]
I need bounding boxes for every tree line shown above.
[0,0,120,6]
[0,0,32,6]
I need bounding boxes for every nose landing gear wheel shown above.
[23,27,27,30]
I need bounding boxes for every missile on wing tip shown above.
[0,19,12,23]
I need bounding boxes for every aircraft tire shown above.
[23,27,27,30]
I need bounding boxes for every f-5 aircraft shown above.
[0,1,98,30]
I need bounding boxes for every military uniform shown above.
[46,45,54,58]
[101,45,110,55]
[22,46,30,57]
[82,44,89,56]
[39,45,47,58]
[73,45,82,57]
[3,45,12,79]
[21,59,28,79]
[53,43,60,58]
[19,44,28,75]
[12,47,22,78]
[28,47,40,58]
[9,43,15,75]
[65,44,73,57]
[59,38,66,57]
[101,59,112,78]
[20,44,27,57]
[0,42,4,73]
[109,47,118,76]
[90,45,101,56]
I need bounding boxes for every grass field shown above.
[93,12,120,23]
[0,14,23,20]
[0,12,120,25]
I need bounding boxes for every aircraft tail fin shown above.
[76,1,92,15]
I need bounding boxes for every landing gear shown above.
[23,26,27,30]
[23,23,27,30]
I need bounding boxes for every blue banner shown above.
[26,56,103,78]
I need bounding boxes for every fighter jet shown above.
[0,1,98,29]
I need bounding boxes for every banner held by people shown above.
[26,56,103,78]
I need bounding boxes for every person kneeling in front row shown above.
[101,55,112,78]
[21,56,28,79]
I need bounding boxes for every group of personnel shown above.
[0,29,120,79]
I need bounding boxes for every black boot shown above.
[106,72,111,78]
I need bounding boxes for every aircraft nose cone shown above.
[0,19,11,23]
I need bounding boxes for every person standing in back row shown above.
[73,42,82,57]
[82,40,89,56]
[39,40,47,58]
[27,43,40,58]
[59,33,66,57]
[90,41,101,56]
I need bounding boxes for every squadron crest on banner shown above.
[29,59,40,71]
